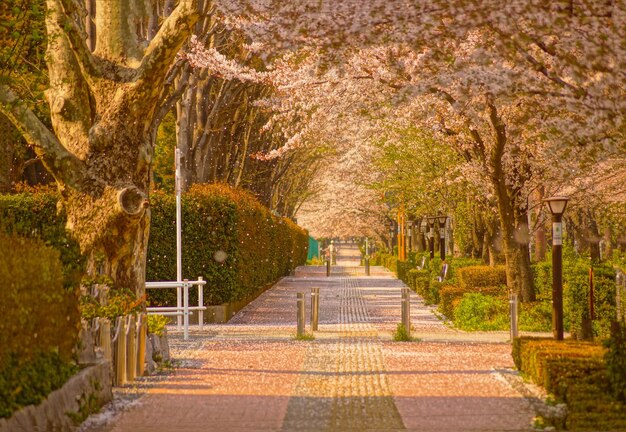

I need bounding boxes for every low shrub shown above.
[424,280,444,305]
[412,270,430,296]
[513,337,626,431]
[519,301,552,332]
[0,351,78,419]
[457,265,507,290]
[438,286,467,319]
[407,269,421,290]
[605,321,626,401]
[396,260,413,284]
[453,293,508,331]
[147,315,170,337]
[438,285,504,320]
[0,192,84,289]
[0,234,81,419]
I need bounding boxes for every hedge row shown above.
[147,184,308,306]
[513,337,626,430]
[0,186,309,308]
[0,234,80,418]
[0,192,84,289]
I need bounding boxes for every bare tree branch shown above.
[0,85,87,187]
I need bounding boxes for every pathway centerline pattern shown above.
[86,243,535,432]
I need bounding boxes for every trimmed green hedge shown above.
[0,234,80,418]
[438,285,503,320]
[513,337,626,431]
[457,265,507,289]
[147,184,308,306]
[0,193,84,289]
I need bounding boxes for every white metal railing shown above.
[145,277,206,340]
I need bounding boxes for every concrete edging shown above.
[0,361,112,432]
[194,282,276,324]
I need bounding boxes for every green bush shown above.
[396,260,413,284]
[512,337,626,431]
[438,285,504,320]
[412,270,430,296]
[519,301,552,332]
[564,260,616,340]
[531,261,552,301]
[424,280,443,305]
[605,322,626,401]
[0,192,84,289]
[147,184,308,306]
[0,351,78,419]
[457,265,507,290]
[453,293,508,331]
[0,234,80,418]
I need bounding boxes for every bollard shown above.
[136,314,147,377]
[510,293,519,341]
[113,316,126,386]
[198,276,204,330]
[183,279,190,340]
[297,292,305,336]
[326,259,330,277]
[126,315,136,382]
[401,288,411,338]
[100,318,112,364]
[311,287,320,331]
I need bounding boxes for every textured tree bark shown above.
[533,187,546,262]
[487,99,535,302]
[0,0,203,295]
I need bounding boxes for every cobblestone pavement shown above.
[85,244,536,432]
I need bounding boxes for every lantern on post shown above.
[544,196,570,341]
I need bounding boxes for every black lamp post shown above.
[437,215,447,261]
[544,196,569,341]
[427,216,436,259]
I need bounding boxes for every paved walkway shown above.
[85,244,536,432]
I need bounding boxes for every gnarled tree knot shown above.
[117,186,149,217]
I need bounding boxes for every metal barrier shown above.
[145,277,207,340]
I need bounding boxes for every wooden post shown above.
[126,315,136,382]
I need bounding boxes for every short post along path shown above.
[87,243,535,432]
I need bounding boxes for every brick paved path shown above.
[86,244,536,432]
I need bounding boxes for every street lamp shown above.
[427,216,436,259]
[437,215,447,261]
[544,196,570,341]
[407,219,413,253]
[389,220,395,252]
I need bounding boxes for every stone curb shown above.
[0,361,112,432]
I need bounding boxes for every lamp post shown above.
[427,217,436,259]
[407,220,413,253]
[544,196,570,341]
[437,215,447,261]
[389,220,395,252]
[420,219,427,252]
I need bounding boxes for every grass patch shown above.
[293,332,315,341]
[393,323,420,342]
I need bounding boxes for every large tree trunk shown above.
[0,0,203,295]
[533,187,546,262]
[487,99,535,302]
